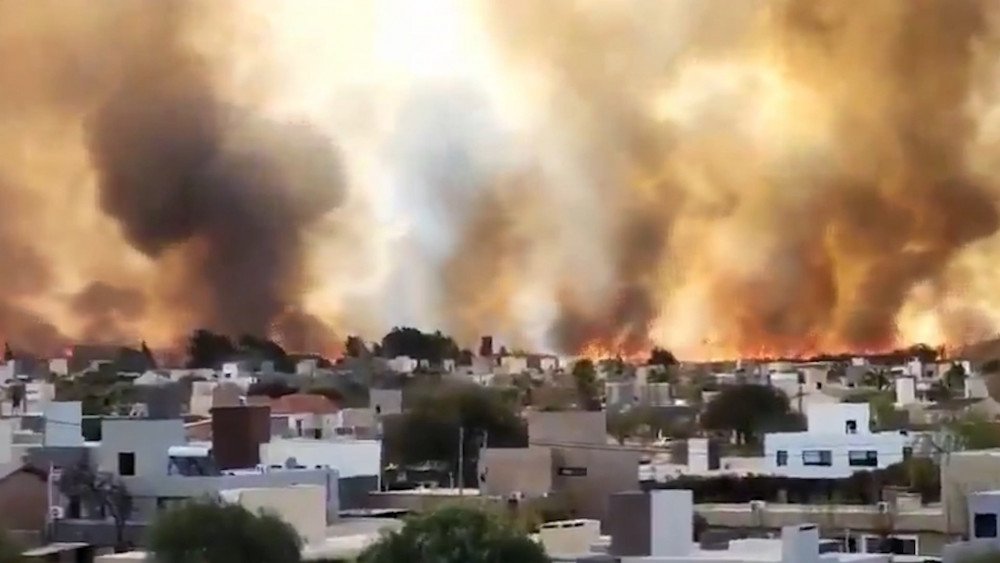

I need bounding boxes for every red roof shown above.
[255,393,340,415]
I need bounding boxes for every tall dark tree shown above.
[140,340,157,369]
[701,384,801,445]
[946,362,968,391]
[380,327,460,364]
[58,460,133,551]
[382,382,527,485]
[648,347,678,368]
[572,359,602,411]
[148,499,302,563]
[344,335,369,358]
[186,329,236,369]
[358,505,548,563]
[238,334,294,373]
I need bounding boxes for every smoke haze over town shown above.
[3,0,1000,360]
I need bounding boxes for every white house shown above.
[764,403,909,478]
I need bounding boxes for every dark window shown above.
[845,420,858,434]
[816,382,823,390]
[118,452,136,476]
[975,513,998,538]
[802,450,832,466]
[848,450,878,467]
[776,450,788,467]
[903,447,913,460]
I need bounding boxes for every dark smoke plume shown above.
[85,7,345,338]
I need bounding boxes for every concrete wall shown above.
[220,485,327,544]
[552,446,641,524]
[370,389,402,416]
[529,411,607,445]
[0,469,48,532]
[261,438,381,478]
[763,431,909,478]
[943,451,1000,534]
[478,446,553,497]
[44,402,83,447]
[99,419,186,479]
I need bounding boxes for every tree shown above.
[648,347,678,369]
[186,329,236,369]
[140,341,157,369]
[863,368,891,391]
[701,384,798,445]
[0,527,23,563]
[344,335,369,358]
[379,327,459,364]
[946,362,968,391]
[148,498,302,563]
[571,359,601,411]
[6,383,24,413]
[58,460,133,550]
[949,412,1000,450]
[238,335,294,373]
[358,506,549,563]
[382,383,527,486]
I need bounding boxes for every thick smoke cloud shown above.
[3,0,1000,360]
[0,1,346,354]
[471,0,1000,357]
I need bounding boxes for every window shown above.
[776,450,788,467]
[862,535,917,555]
[848,450,878,467]
[118,452,136,476]
[845,420,858,434]
[802,450,832,466]
[975,513,998,538]
[903,446,913,460]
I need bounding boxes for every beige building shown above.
[219,485,327,545]
[479,410,640,525]
[942,449,1000,534]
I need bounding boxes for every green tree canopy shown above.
[946,362,968,391]
[648,347,678,369]
[148,498,302,563]
[701,384,801,445]
[358,506,549,563]
[186,329,237,369]
[0,527,22,563]
[379,327,460,364]
[571,359,601,411]
[382,383,527,485]
[949,412,1000,451]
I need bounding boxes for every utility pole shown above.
[458,426,465,496]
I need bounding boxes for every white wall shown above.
[805,403,871,434]
[261,438,381,478]
[764,429,908,478]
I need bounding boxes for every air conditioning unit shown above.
[48,506,64,520]
[876,501,890,514]
[749,500,766,511]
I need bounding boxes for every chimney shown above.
[211,405,271,470]
[479,336,494,358]
[781,524,820,563]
